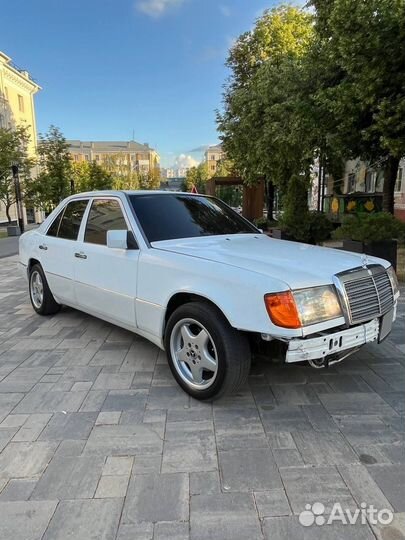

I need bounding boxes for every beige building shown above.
[205,144,226,175]
[0,51,41,224]
[68,140,160,174]
[322,157,405,222]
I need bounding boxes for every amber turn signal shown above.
[264,291,302,329]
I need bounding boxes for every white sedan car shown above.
[19,191,399,400]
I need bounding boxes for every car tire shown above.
[29,263,61,315]
[164,301,251,400]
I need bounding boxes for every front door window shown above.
[84,199,128,245]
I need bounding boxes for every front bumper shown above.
[285,318,379,363]
[18,262,28,282]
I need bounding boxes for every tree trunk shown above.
[383,155,400,214]
[6,204,11,224]
[266,179,275,221]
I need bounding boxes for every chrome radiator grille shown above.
[337,265,394,325]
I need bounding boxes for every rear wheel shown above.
[29,264,60,315]
[164,301,251,400]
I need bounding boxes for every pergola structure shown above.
[205,176,265,221]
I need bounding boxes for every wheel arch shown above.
[163,292,232,337]
[162,292,252,400]
[28,258,41,272]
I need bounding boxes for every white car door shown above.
[73,197,140,329]
[40,199,89,305]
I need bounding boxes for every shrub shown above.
[307,211,334,244]
[254,216,279,230]
[254,216,268,229]
[279,174,311,242]
[333,212,405,243]
[276,175,334,243]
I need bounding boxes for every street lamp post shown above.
[11,164,25,234]
[321,162,327,213]
[317,153,323,212]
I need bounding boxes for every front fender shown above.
[135,249,302,341]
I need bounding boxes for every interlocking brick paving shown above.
[0,255,404,539]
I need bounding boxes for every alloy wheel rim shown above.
[30,270,44,309]
[170,318,218,390]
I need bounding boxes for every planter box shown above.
[343,239,397,270]
[271,228,318,245]
[7,225,21,237]
[271,228,294,241]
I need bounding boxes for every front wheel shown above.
[164,301,251,400]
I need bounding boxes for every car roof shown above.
[69,190,206,198]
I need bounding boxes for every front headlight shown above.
[387,266,399,297]
[293,285,342,326]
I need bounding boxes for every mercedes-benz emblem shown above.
[361,254,369,269]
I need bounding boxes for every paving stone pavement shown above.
[0,255,404,539]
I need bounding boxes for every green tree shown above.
[102,154,140,190]
[71,161,90,192]
[279,173,311,241]
[86,161,114,191]
[185,162,210,193]
[113,171,140,190]
[217,5,315,218]
[215,159,234,178]
[184,166,198,191]
[138,167,161,190]
[197,162,209,187]
[0,126,34,222]
[149,164,162,190]
[25,126,72,211]
[311,0,405,213]
[72,160,114,192]
[102,154,161,191]
[226,5,314,89]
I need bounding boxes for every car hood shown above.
[152,234,389,290]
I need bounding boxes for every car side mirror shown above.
[107,230,138,250]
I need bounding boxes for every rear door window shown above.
[57,200,88,240]
[84,199,128,245]
[46,209,63,237]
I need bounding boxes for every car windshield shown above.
[128,194,257,242]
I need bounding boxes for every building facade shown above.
[177,167,191,178]
[323,158,405,221]
[67,140,160,174]
[161,168,177,179]
[0,51,41,224]
[161,167,191,179]
[204,144,226,175]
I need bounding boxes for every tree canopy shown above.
[25,125,72,211]
[71,160,114,192]
[24,126,162,211]
[0,125,34,222]
[218,5,315,193]
[184,162,210,193]
[311,0,405,212]
[226,5,314,88]
[218,1,405,214]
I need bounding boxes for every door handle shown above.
[74,252,87,260]
[39,244,48,250]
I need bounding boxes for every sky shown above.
[1,0,276,167]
